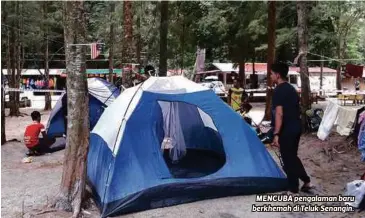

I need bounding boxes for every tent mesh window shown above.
[157,101,226,179]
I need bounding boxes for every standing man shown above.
[270,63,313,194]
[228,80,248,112]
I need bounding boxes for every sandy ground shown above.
[1,104,364,218]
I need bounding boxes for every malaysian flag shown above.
[90,43,102,59]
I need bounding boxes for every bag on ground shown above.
[344,180,365,208]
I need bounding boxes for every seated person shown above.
[24,111,55,156]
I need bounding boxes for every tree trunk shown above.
[1,69,6,145]
[1,2,7,144]
[122,0,133,64]
[297,1,311,132]
[159,1,169,77]
[251,57,258,89]
[264,1,276,121]
[335,3,343,92]
[338,28,350,92]
[9,1,20,117]
[252,57,255,74]
[180,11,185,74]
[44,2,52,110]
[320,54,323,95]
[53,2,89,217]
[15,1,21,115]
[108,2,115,83]
[19,3,25,80]
[4,3,11,124]
[239,62,245,88]
[122,0,133,86]
[9,25,16,116]
[136,2,142,68]
[336,34,342,91]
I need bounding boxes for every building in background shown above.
[193,62,338,92]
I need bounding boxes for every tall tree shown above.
[16,2,23,114]
[1,2,7,143]
[1,70,5,145]
[239,63,246,88]
[312,1,365,90]
[264,1,276,121]
[53,1,89,217]
[122,0,133,63]
[332,2,365,90]
[122,0,133,85]
[297,1,311,131]
[135,1,142,67]
[159,1,169,76]
[179,6,185,73]
[2,1,364,97]
[108,2,115,83]
[8,1,20,116]
[43,2,52,110]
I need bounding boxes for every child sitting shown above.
[24,111,54,156]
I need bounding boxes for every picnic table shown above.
[337,92,365,106]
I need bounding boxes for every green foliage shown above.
[1,1,364,70]
[309,1,365,65]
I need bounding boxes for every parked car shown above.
[198,76,227,99]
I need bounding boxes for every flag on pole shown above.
[90,43,102,59]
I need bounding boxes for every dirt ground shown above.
[1,105,364,218]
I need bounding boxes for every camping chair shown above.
[338,94,347,106]
[356,94,364,105]
[347,95,356,106]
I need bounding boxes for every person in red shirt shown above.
[24,111,54,156]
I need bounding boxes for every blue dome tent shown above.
[88,76,287,217]
[46,78,121,138]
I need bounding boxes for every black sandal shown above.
[26,150,41,156]
[301,185,315,193]
[26,150,36,156]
